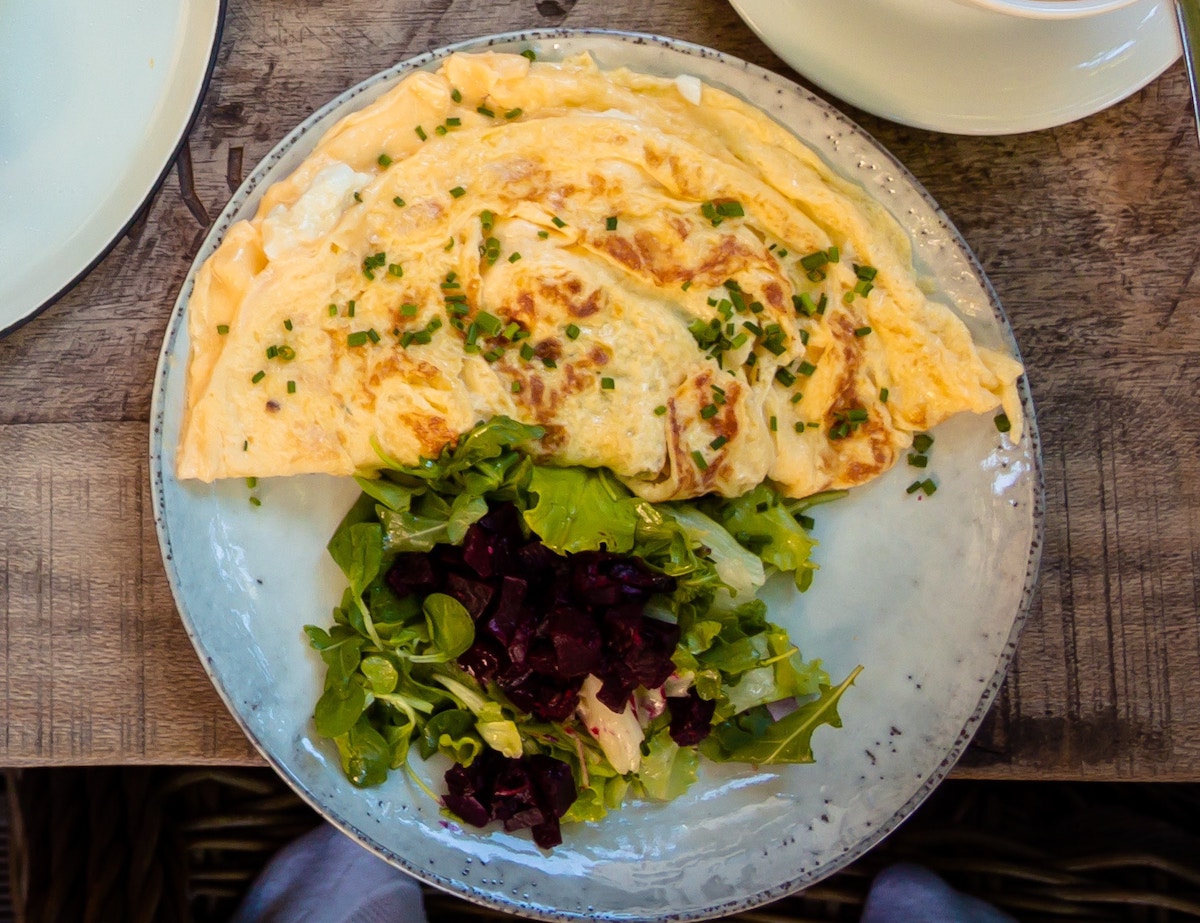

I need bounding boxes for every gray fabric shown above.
[862,864,1018,923]
[229,823,427,923]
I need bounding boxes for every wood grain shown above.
[1,0,1199,777]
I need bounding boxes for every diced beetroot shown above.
[386,553,440,598]
[667,689,716,746]
[441,748,576,849]
[543,606,604,678]
[445,572,495,620]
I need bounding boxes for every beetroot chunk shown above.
[667,689,717,746]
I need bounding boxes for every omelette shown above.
[177,51,1023,501]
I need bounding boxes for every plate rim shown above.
[727,0,1180,134]
[150,27,1045,921]
[0,0,227,340]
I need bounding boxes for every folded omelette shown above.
[178,51,1023,501]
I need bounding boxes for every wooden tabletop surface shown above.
[2,0,1198,779]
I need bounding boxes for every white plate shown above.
[729,0,1181,134]
[0,0,223,336]
[151,30,1043,921]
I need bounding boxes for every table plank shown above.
[1,0,1199,778]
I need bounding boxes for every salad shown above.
[306,417,859,848]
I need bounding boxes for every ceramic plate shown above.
[729,0,1181,134]
[0,0,223,336]
[151,30,1043,921]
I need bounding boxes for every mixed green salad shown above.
[305,417,860,848]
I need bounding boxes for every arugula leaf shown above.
[704,666,862,764]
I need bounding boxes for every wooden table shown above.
[2,0,1198,780]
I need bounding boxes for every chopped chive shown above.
[445,238,454,251]
[480,210,495,231]
[537,230,549,239]
[794,422,805,433]
[377,153,392,167]
[994,412,1012,433]
[654,405,668,416]
[800,250,829,272]
[412,329,432,345]
[283,319,293,331]
[797,361,817,376]
[827,246,840,263]
[907,481,923,494]
[476,105,495,118]
[393,196,406,207]
[328,303,338,317]
[249,496,262,507]
[854,326,872,337]
[542,356,557,369]
[246,476,258,489]
[216,324,229,335]
[770,415,777,431]
[518,343,535,361]
[791,392,804,404]
[451,88,462,103]
[700,403,718,419]
[388,263,404,278]
[348,300,356,318]
[276,345,296,361]
[605,216,618,231]
[691,449,708,471]
[287,380,296,394]
[504,107,523,119]
[401,303,418,317]
[475,311,503,336]
[449,186,466,198]
[880,387,889,403]
[551,215,566,228]
[353,191,362,203]
[775,368,796,387]
[251,370,265,383]
[483,348,504,362]
[511,380,522,393]
[242,440,248,451]
[912,433,934,454]
[366,328,381,344]
[565,323,581,340]
[445,117,461,127]
[710,435,728,450]
[362,252,386,280]
[908,453,929,468]
[855,263,878,281]
[921,478,937,496]
[347,331,369,347]
[601,377,615,390]
[521,49,537,61]
[681,280,692,291]
[400,331,415,347]
[435,125,448,136]
[415,126,427,141]
[508,251,522,263]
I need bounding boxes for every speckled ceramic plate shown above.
[151,30,1043,922]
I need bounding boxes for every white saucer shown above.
[0,0,223,336]
[728,0,1182,134]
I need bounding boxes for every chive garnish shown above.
[654,405,667,416]
[451,88,462,103]
[277,345,296,361]
[216,324,229,335]
[415,126,427,141]
[477,105,495,118]
[880,387,889,403]
[251,370,265,383]
[283,319,293,331]
[605,216,618,231]
[710,435,728,450]
[854,326,872,337]
[994,412,1012,433]
[287,380,296,394]
[511,380,522,393]
[521,49,537,61]
[691,450,708,471]
[328,303,338,317]
[912,433,934,454]
[449,186,466,198]
[347,331,368,347]
[480,210,495,231]
[700,404,718,419]
[565,323,581,340]
[377,153,392,167]
[393,196,406,207]
[508,252,522,263]
[400,303,418,317]
[504,107,523,119]
[601,377,615,390]
[908,453,928,468]
[519,343,536,361]
[551,215,566,228]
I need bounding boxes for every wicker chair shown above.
[6,768,1200,922]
